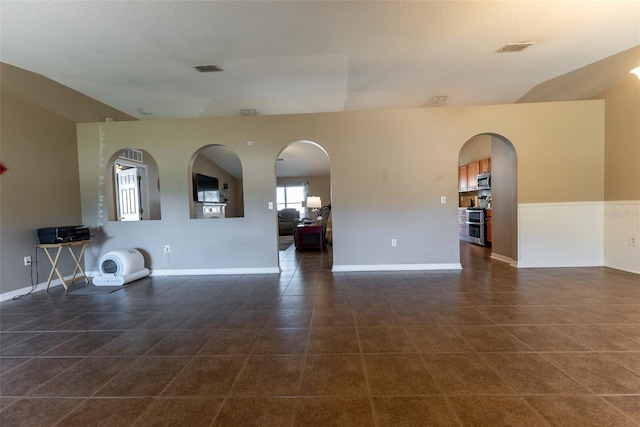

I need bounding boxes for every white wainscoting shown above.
[518,202,604,268]
[604,201,640,274]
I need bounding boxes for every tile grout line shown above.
[353,309,381,427]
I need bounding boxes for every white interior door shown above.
[116,167,142,221]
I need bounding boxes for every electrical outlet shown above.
[630,236,638,247]
[391,239,397,247]
[23,256,32,266]
[164,245,171,253]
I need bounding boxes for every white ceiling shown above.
[2,1,638,177]
[2,1,639,120]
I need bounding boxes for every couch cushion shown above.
[279,208,300,222]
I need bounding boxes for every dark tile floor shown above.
[1,241,639,426]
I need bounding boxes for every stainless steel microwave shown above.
[477,172,491,189]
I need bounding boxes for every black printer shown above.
[37,226,91,244]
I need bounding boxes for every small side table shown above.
[37,240,91,290]
[295,225,324,251]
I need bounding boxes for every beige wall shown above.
[2,58,626,295]
[518,46,640,201]
[599,77,640,201]
[516,47,638,272]
[75,101,604,274]
[0,63,135,296]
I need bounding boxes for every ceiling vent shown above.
[431,95,447,104]
[495,42,536,53]
[194,64,223,72]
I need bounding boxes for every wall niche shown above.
[189,144,244,219]
[106,148,161,221]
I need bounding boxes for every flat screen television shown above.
[193,173,220,203]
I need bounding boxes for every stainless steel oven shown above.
[465,208,486,246]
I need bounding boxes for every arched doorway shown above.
[275,141,331,263]
[459,134,518,266]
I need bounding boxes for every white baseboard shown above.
[332,263,462,273]
[603,261,640,275]
[0,267,282,301]
[0,275,81,302]
[87,267,281,277]
[149,267,281,276]
[490,253,516,267]
[517,260,604,268]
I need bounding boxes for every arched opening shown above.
[275,141,331,256]
[458,134,518,266]
[189,144,244,219]
[106,148,161,221]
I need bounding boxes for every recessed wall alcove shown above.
[106,148,162,221]
[189,144,244,219]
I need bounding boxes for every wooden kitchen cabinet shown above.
[459,158,490,192]
[459,165,468,191]
[479,158,491,173]
[486,209,492,244]
[466,162,480,190]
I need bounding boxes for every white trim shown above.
[87,267,281,277]
[6,267,285,299]
[87,267,280,277]
[602,262,640,275]
[517,260,604,269]
[149,268,281,276]
[490,253,516,267]
[518,201,606,208]
[332,263,462,272]
[603,200,640,206]
[0,275,76,302]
